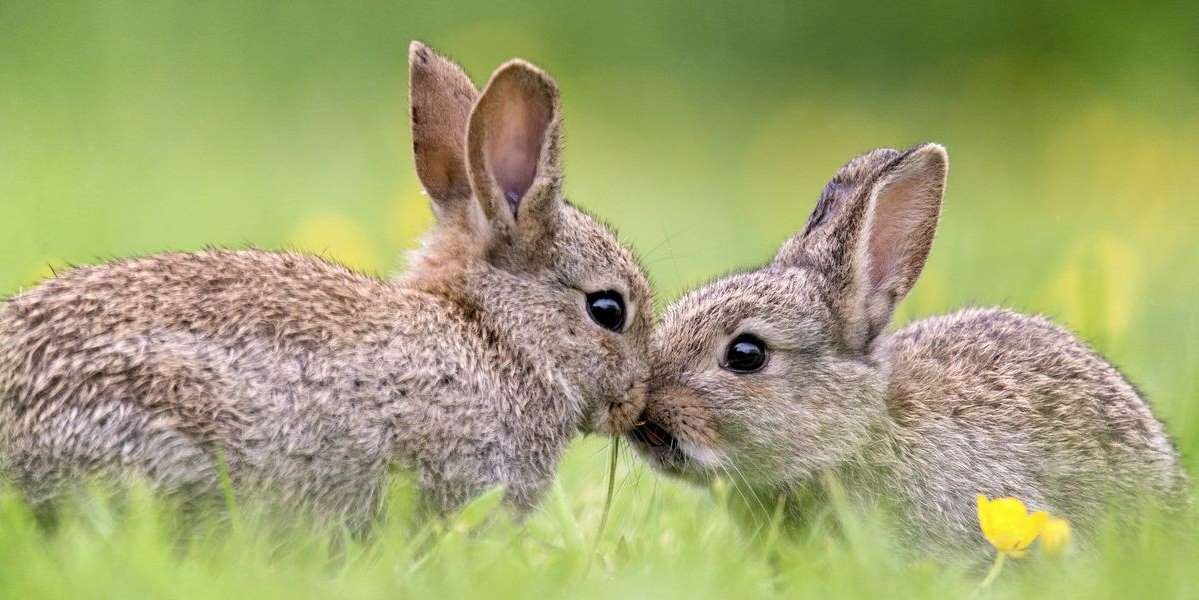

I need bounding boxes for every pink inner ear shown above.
[485,79,552,217]
[867,172,936,292]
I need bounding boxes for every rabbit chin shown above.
[627,422,725,485]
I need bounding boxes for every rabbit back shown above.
[883,307,1186,548]
[0,249,548,521]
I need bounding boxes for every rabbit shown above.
[627,143,1187,558]
[0,42,652,528]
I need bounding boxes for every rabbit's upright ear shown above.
[465,59,562,244]
[409,41,479,220]
[777,144,947,351]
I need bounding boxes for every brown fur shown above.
[0,42,652,526]
[630,144,1187,559]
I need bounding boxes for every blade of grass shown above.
[596,435,620,544]
[583,435,620,577]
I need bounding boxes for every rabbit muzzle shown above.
[626,385,724,483]
[592,379,648,437]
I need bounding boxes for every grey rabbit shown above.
[0,42,652,527]
[628,143,1187,557]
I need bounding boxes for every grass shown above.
[1,2,1197,598]
[0,446,1195,598]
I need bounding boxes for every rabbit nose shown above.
[600,380,647,436]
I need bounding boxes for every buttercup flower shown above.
[976,494,1048,558]
[1039,515,1073,557]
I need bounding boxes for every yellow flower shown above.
[1039,516,1073,557]
[976,494,1049,558]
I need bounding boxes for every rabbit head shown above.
[629,144,947,488]
[404,42,651,435]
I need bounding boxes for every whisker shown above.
[725,458,771,529]
[717,462,766,535]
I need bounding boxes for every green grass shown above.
[0,447,1195,598]
[1,2,1197,598]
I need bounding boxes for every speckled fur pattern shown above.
[0,42,652,526]
[630,143,1187,559]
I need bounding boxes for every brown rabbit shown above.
[629,143,1186,557]
[0,42,651,527]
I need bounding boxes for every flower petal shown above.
[1040,517,1073,556]
[975,495,1054,558]
[1026,511,1049,540]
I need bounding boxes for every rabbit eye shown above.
[586,290,625,332]
[724,334,767,373]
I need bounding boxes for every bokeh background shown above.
[2,2,1198,596]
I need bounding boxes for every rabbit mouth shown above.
[628,420,718,483]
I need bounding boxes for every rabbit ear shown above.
[409,41,479,218]
[465,59,562,239]
[777,144,947,351]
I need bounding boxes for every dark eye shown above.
[586,290,625,332]
[724,334,767,373]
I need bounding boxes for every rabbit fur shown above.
[629,143,1186,557]
[0,42,652,526]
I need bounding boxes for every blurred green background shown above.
[1,2,1198,597]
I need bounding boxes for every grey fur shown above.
[0,42,652,526]
[629,143,1187,558]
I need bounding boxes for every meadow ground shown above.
[1,3,1197,598]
